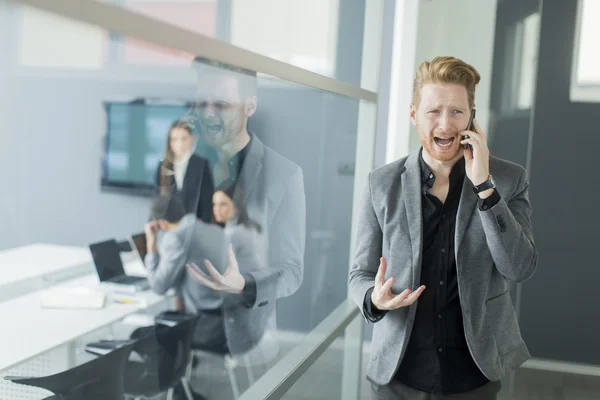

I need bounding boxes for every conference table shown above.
[0,243,149,302]
[0,244,91,303]
[0,243,172,399]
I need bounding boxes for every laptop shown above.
[131,232,148,261]
[89,239,149,291]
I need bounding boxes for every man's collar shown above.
[419,147,465,188]
[419,148,435,186]
[229,133,252,165]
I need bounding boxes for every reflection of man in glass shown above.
[184,57,306,366]
[191,63,256,186]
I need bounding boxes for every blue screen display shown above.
[102,101,192,192]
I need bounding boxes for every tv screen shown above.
[101,99,193,195]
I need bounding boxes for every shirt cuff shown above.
[144,252,159,270]
[240,273,257,308]
[364,287,387,322]
[479,189,501,211]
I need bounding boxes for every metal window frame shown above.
[570,0,600,102]
[238,299,360,400]
[12,0,377,103]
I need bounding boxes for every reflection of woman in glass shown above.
[211,181,265,273]
[212,182,261,232]
[156,120,214,222]
[190,181,278,366]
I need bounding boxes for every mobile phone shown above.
[463,108,476,153]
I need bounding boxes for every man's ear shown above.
[245,96,257,118]
[409,103,417,126]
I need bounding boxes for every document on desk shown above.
[40,287,106,309]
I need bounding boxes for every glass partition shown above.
[0,1,377,398]
[107,0,383,91]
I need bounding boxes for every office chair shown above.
[126,312,199,400]
[189,329,279,399]
[188,348,249,399]
[85,311,200,400]
[4,340,136,400]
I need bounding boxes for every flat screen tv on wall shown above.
[101,99,193,196]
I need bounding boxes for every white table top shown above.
[0,243,148,303]
[0,273,167,373]
[0,244,91,287]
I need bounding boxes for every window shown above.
[109,0,382,90]
[14,5,197,82]
[500,11,540,112]
[230,0,339,79]
[575,0,600,85]
[18,6,106,69]
[517,13,540,110]
[120,0,217,65]
[571,0,600,101]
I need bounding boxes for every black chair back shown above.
[5,340,135,400]
[124,312,199,397]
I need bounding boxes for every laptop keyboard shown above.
[112,275,143,285]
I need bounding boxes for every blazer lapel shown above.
[401,151,423,286]
[455,177,479,255]
[237,133,263,205]
[182,155,201,191]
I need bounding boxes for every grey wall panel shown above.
[490,0,599,364]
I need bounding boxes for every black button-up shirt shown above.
[364,151,500,395]
[215,134,257,307]
[216,135,252,187]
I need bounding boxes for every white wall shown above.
[0,3,197,250]
[385,0,420,163]
[0,75,195,251]
[408,0,498,152]
[384,0,498,160]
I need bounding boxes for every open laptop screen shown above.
[89,239,126,282]
[131,233,148,261]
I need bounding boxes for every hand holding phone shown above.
[463,109,476,155]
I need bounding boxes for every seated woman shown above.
[156,120,214,222]
[187,181,279,368]
[211,181,265,272]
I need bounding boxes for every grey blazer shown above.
[221,133,306,362]
[233,133,306,307]
[348,149,538,385]
[145,214,276,364]
[225,221,268,276]
[145,214,227,311]
[223,222,277,363]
